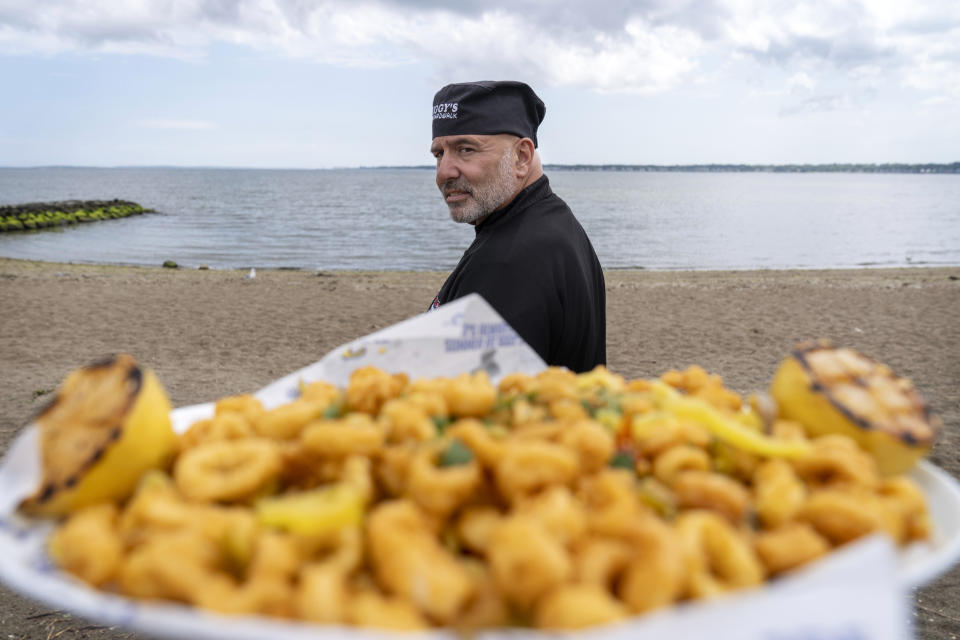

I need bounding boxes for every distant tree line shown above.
[369,163,959,173]
[541,163,960,174]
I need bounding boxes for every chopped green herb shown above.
[439,439,474,467]
[609,450,635,469]
[323,404,342,419]
[492,394,516,411]
[487,424,509,439]
[638,480,677,519]
[594,408,623,432]
[432,415,453,433]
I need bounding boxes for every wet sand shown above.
[1,258,958,639]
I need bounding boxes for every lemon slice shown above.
[19,354,175,517]
[256,484,363,536]
[650,381,811,459]
[770,340,940,475]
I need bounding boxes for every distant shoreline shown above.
[2,257,958,277]
[2,163,958,174]
[387,162,960,174]
[544,162,960,174]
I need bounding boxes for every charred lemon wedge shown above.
[19,354,175,517]
[770,340,940,475]
[256,484,364,537]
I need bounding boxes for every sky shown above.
[0,0,958,168]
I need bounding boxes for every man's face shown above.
[431,134,520,224]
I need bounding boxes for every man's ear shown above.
[514,138,536,178]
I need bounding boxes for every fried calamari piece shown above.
[494,440,579,502]
[556,419,616,474]
[676,510,765,599]
[535,584,628,630]
[878,476,932,541]
[661,365,742,411]
[405,439,482,517]
[801,488,904,545]
[118,530,232,603]
[578,469,646,538]
[572,537,633,590]
[441,371,498,418]
[48,502,124,586]
[616,517,686,614]
[793,434,880,490]
[300,413,385,458]
[548,397,590,422]
[346,366,408,415]
[214,394,266,426]
[487,515,572,610]
[299,380,341,406]
[379,397,438,444]
[347,588,430,630]
[653,445,711,486]
[446,418,506,467]
[672,470,750,523]
[254,399,327,440]
[174,438,282,503]
[497,371,537,395]
[754,523,830,575]
[367,500,474,623]
[375,443,416,497]
[294,528,365,624]
[296,562,349,624]
[514,485,587,546]
[630,413,711,458]
[195,575,297,618]
[530,367,580,404]
[179,412,253,453]
[455,560,511,631]
[456,506,504,554]
[117,472,192,543]
[753,459,807,529]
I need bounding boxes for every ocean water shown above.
[0,167,958,271]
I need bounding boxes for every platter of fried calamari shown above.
[1,343,959,639]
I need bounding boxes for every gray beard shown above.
[443,150,519,224]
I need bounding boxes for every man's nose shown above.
[436,153,459,184]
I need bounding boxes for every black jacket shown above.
[433,175,606,372]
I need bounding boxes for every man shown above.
[428,80,606,373]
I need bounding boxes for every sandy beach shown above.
[0,258,958,639]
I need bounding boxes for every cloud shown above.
[0,0,958,96]
[779,93,854,116]
[138,119,216,130]
[787,71,815,91]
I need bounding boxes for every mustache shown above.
[441,179,472,196]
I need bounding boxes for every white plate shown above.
[0,405,958,640]
[897,460,960,587]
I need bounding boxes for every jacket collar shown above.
[475,175,551,234]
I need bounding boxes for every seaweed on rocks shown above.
[0,199,153,233]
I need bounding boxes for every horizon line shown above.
[1,162,958,172]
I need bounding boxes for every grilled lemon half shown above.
[770,340,940,475]
[19,354,175,517]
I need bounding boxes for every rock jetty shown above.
[0,199,152,232]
